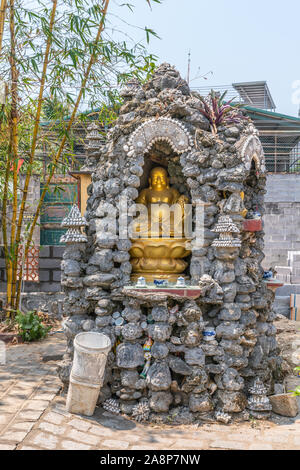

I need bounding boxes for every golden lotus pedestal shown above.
[129,238,191,283]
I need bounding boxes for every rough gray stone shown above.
[120,370,140,388]
[149,391,173,412]
[216,368,244,391]
[81,319,95,331]
[95,316,111,327]
[217,390,247,412]
[169,356,192,375]
[151,305,168,322]
[216,322,244,340]
[61,259,81,277]
[220,340,244,356]
[121,307,141,322]
[222,283,237,303]
[181,323,202,346]
[147,362,172,391]
[104,178,120,196]
[181,367,208,393]
[225,126,240,138]
[214,247,240,261]
[189,393,213,413]
[184,347,205,366]
[219,303,242,321]
[83,273,116,287]
[151,342,169,360]
[121,322,143,341]
[201,343,223,356]
[181,301,202,322]
[113,251,130,263]
[116,239,132,251]
[116,343,145,369]
[148,323,172,342]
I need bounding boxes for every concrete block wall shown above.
[275,266,292,283]
[263,174,300,274]
[0,246,63,293]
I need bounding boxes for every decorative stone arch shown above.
[237,124,266,174]
[124,117,193,157]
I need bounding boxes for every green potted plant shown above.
[15,310,51,342]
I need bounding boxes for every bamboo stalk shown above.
[0,0,9,311]
[2,0,16,314]
[15,0,111,308]
[2,138,12,312]
[8,0,19,310]
[12,0,58,310]
[0,0,7,52]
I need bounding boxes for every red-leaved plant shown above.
[198,90,247,134]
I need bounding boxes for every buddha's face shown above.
[149,167,169,191]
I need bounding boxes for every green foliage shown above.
[42,96,72,121]
[0,0,160,180]
[289,385,300,397]
[0,0,159,113]
[198,89,248,134]
[0,0,161,311]
[288,367,300,396]
[15,310,51,342]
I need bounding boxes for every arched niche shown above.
[125,117,194,282]
[125,117,193,157]
[125,117,194,197]
[237,124,266,175]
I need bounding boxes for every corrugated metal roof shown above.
[233,81,276,110]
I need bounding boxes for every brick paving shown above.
[0,332,63,450]
[0,332,300,451]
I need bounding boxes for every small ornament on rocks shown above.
[247,377,272,419]
[60,204,88,244]
[135,276,146,287]
[176,276,186,287]
[140,337,153,379]
[212,215,241,248]
[131,399,150,422]
[202,327,216,342]
[102,398,120,415]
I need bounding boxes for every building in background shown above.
[194,81,300,281]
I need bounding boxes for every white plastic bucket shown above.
[66,332,111,416]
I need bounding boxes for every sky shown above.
[109,0,300,117]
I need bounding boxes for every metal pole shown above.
[187,50,191,85]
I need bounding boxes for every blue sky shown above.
[109,0,300,116]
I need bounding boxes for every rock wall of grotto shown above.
[58,63,282,424]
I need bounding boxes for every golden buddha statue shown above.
[129,167,191,282]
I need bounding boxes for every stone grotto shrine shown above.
[58,63,282,424]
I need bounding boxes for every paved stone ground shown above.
[0,332,300,451]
